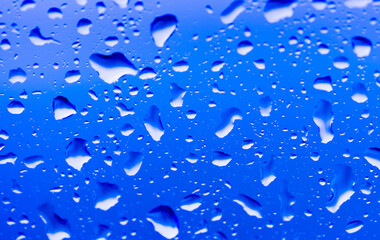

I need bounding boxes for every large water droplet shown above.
[170,83,186,107]
[0,152,17,165]
[9,68,27,84]
[345,220,364,234]
[151,14,178,47]
[89,52,137,84]
[313,100,334,144]
[326,164,355,213]
[38,203,71,240]
[313,76,332,92]
[352,36,372,57]
[212,151,232,167]
[220,0,246,24]
[7,101,25,114]
[146,205,179,239]
[263,0,297,23]
[351,82,368,103]
[180,194,202,211]
[29,27,60,46]
[53,96,77,120]
[65,138,92,171]
[23,155,44,169]
[64,70,81,83]
[215,107,242,138]
[77,18,92,35]
[124,151,143,176]
[364,147,380,170]
[144,105,164,141]
[233,194,262,218]
[95,182,121,211]
[237,40,253,55]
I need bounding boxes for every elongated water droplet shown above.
[151,14,178,47]
[144,105,164,141]
[233,194,262,218]
[326,164,355,213]
[170,83,186,107]
[345,220,364,234]
[29,27,60,46]
[220,0,246,24]
[215,107,242,138]
[124,151,143,176]
[313,100,334,144]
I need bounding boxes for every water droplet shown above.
[65,138,92,171]
[95,182,121,211]
[313,76,332,92]
[121,123,134,136]
[264,0,297,23]
[53,96,77,120]
[89,52,137,84]
[77,18,92,35]
[344,0,371,8]
[211,61,225,72]
[139,67,157,80]
[9,68,27,84]
[115,103,135,117]
[47,7,63,19]
[326,164,355,213]
[233,194,262,218]
[313,100,334,144]
[364,147,380,170]
[23,155,44,169]
[7,101,25,114]
[259,95,272,117]
[333,56,349,69]
[151,14,178,47]
[38,203,71,240]
[172,60,189,72]
[237,40,253,55]
[278,180,295,221]
[170,83,186,107]
[29,27,60,46]
[215,107,242,138]
[253,59,265,69]
[147,205,179,239]
[64,70,81,83]
[220,0,246,24]
[261,156,276,186]
[20,0,36,12]
[212,151,232,167]
[345,220,364,233]
[351,82,368,103]
[113,0,129,9]
[180,194,202,211]
[352,36,372,57]
[124,151,143,176]
[0,152,17,165]
[144,105,164,141]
